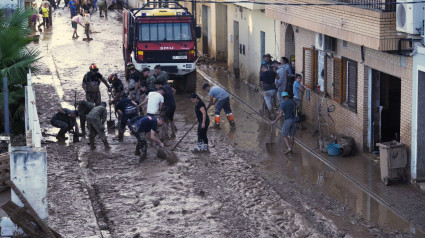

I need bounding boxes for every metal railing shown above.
[24,70,42,148]
[328,0,396,11]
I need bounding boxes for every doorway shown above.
[202,5,210,55]
[233,20,239,78]
[285,25,295,63]
[416,70,425,179]
[216,3,228,62]
[371,70,401,151]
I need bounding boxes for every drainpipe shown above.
[3,77,9,135]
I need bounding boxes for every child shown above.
[83,10,92,41]
[190,93,210,152]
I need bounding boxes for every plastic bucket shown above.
[326,143,341,156]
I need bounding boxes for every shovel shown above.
[107,92,115,131]
[265,125,276,155]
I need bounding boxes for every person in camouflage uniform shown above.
[142,67,156,93]
[87,102,110,151]
[77,100,95,135]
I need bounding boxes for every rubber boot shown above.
[227,114,235,127]
[89,133,96,150]
[118,129,124,142]
[214,115,220,128]
[103,139,111,151]
[73,133,80,143]
[135,142,141,155]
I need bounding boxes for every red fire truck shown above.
[123,2,201,92]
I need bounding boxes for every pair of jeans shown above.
[215,97,232,115]
[263,89,276,110]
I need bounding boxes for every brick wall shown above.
[293,27,413,152]
[265,0,404,51]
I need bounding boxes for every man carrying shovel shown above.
[128,116,164,160]
[270,91,297,154]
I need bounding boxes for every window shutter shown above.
[333,58,342,103]
[347,61,357,111]
[302,47,314,89]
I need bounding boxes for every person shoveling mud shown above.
[128,115,164,162]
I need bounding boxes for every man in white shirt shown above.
[142,88,164,116]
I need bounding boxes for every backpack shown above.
[39,7,43,14]
[286,75,295,99]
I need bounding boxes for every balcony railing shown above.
[328,0,396,11]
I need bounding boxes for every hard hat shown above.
[89,63,99,72]
[127,62,135,70]
[108,73,118,82]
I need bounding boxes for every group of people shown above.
[50,63,179,159]
[260,53,306,154]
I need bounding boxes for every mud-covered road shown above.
[29,5,414,237]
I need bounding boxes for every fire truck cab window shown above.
[139,23,192,42]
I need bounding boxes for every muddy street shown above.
[28,4,421,238]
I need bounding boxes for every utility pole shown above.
[3,77,9,135]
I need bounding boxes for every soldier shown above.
[82,63,110,106]
[128,115,164,160]
[77,100,95,135]
[116,93,138,142]
[87,102,111,151]
[50,107,80,142]
[107,73,124,105]
[142,68,156,93]
[154,65,169,85]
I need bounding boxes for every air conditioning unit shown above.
[396,0,425,35]
[315,33,334,52]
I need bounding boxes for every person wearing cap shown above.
[107,73,124,105]
[87,102,111,151]
[77,100,95,135]
[260,64,279,119]
[128,115,164,160]
[154,65,169,86]
[260,53,274,75]
[293,73,306,129]
[115,94,138,142]
[190,93,210,152]
[82,63,110,106]
[50,107,81,142]
[154,80,177,139]
[271,91,297,154]
[202,83,235,128]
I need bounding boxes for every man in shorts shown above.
[271,92,296,154]
[71,13,84,39]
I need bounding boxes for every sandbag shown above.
[157,147,178,165]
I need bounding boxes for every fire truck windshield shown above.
[139,23,192,42]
